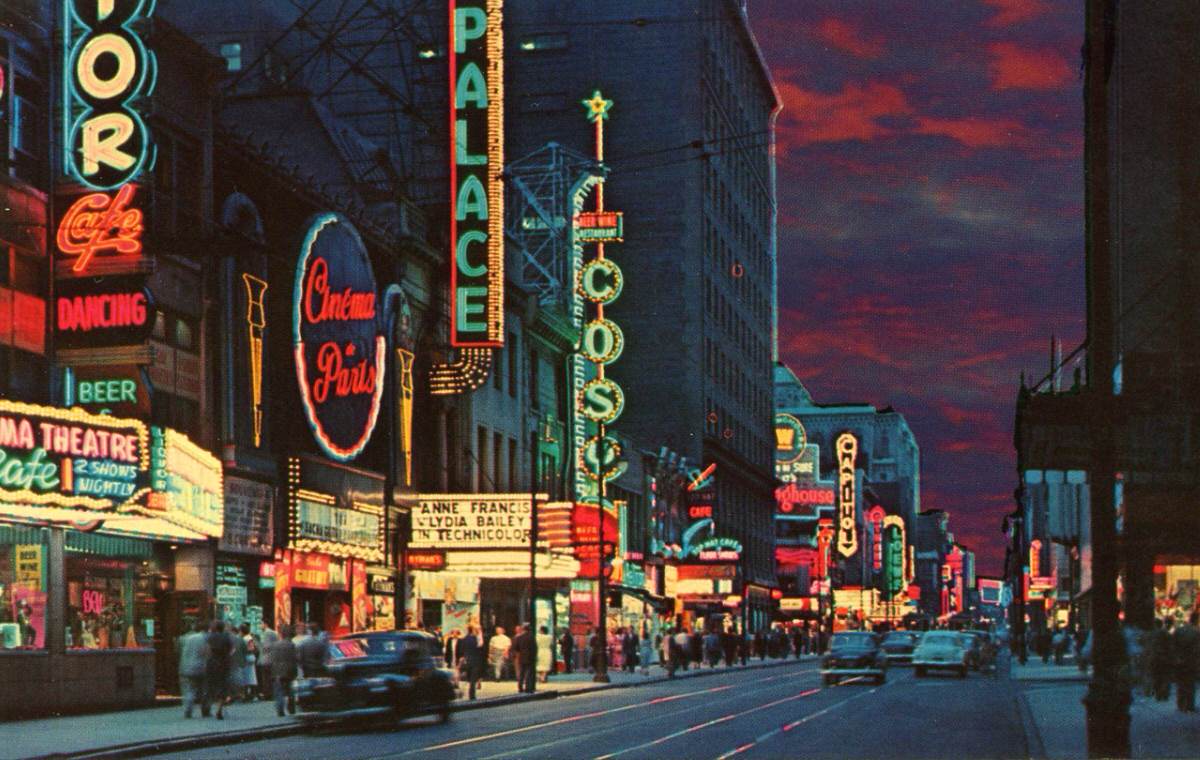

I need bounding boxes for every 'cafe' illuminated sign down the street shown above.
[293,213,385,462]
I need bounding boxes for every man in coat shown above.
[444,629,463,667]
[205,621,234,719]
[459,625,486,700]
[297,622,329,679]
[178,620,210,718]
[1174,612,1200,713]
[512,625,536,693]
[622,629,639,674]
[559,629,574,673]
[257,622,279,700]
[268,624,299,716]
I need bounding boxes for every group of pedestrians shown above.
[177,620,331,719]
[1142,612,1200,713]
[656,624,810,677]
[443,624,555,700]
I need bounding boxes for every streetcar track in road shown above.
[712,679,891,759]
[591,684,826,760]
[364,665,814,759]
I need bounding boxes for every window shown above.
[493,432,504,491]
[530,349,540,410]
[508,438,518,492]
[476,427,488,492]
[0,526,48,649]
[518,33,568,52]
[219,42,242,72]
[508,333,518,397]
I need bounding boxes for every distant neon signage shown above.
[146,426,223,537]
[56,184,144,274]
[292,213,385,462]
[63,0,157,190]
[688,536,743,562]
[775,483,834,513]
[55,276,153,349]
[774,413,807,462]
[449,0,504,347]
[578,377,623,425]
[836,432,858,558]
[575,211,623,243]
[579,434,627,483]
[868,506,885,571]
[242,274,268,447]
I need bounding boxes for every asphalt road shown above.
[162,660,1031,760]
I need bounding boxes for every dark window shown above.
[530,349,540,410]
[493,432,504,491]
[508,437,518,493]
[508,333,518,397]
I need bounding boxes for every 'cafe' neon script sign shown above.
[293,213,385,462]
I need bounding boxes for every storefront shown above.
[277,456,385,635]
[0,401,223,716]
[215,476,276,632]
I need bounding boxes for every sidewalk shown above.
[1018,668,1200,759]
[1011,658,1089,682]
[8,656,816,760]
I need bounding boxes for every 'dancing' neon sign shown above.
[63,0,156,190]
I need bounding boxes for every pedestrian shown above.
[662,629,677,677]
[205,621,234,719]
[178,620,210,718]
[444,629,462,667]
[639,630,655,676]
[704,629,721,668]
[268,624,298,717]
[1173,612,1199,713]
[722,629,736,667]
[1150,618,1174,701]
[754,629,766,661]
[239,623,259,701]
[512,624,536,693]
[258,621,279,700]
[489,626,512,680]
[559,629,574,674]
[792,627,804,659]
[590,627,606,674]
[298,622,329,679]
[537,625,554,683]
[672,627,691,672]
[622,628,638,674]
[689,628,703,668]
[460,625,486,699]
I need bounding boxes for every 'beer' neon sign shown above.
[63,0,156,190]
[449,0,504,346]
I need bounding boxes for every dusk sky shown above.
[749,0,1086,574]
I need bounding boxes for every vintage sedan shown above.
[821,632,888,685]
[296,631,458,723]
[880,631,920,664]
[913,631,970,678]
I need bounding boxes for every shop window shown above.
[66,550,158,650]
[0,526,48,650]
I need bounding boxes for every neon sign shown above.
[775,484,834,513]
[146,426,223,537]
[242,274,268,447]
[292,213,385,462]
[579,434,627,483]
[774,413,807,461]
[448,0,504,347]
[575,211,624,243]
[578,377,623,425]
[688,536,743,562]
[55,276,153,349]
[63,0,156,190]
[56,184,144,274]
[868,505,885,571]
[835,432,858,558]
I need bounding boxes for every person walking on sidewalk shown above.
[1172,612,1199,713]
[704,629,721,668]
[537,626,554,683]
[489,626,511,681]
[298,622,330,679]
[559,629,574,673]
[461,625,486,699]
[268,624,298,717]
[205,621,235,719]
[512,624,535,693]
[622,628,639,674]
[257,621,278,700]
[722,629,737,668]
[178,620,210,718]
[639,630,654,676]
[662,629,677,677]
[237,623,258,701]
[1150,618,1175,701]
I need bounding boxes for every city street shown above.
[161,662,1027,760]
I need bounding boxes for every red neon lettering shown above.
[56,292,147,332]
[57,184,144,273]
[82,589,104,616]
[303,258,377,325]
[311,341,378,404]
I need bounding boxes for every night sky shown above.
[749,0,1085,574]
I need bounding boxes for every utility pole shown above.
[1083,0,1130,755]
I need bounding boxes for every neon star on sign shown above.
[582,90,613,122]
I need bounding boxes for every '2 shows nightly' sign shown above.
[63,0,156,190]
[449,0,504,346]
[0,400,147,511]
[293,213,385,462]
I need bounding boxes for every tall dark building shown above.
[505,0,781,595]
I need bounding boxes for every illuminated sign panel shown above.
[55,275,154,349]
[688,537,743,562]
[292,213,385,462]
[406,550,446,571]
[411,494,541,549]
[774,414,807,461]
[575,211,623,243]
[63,0,156,190]
[867,505,885,571]
[242,274,268,448]
[147,426,223,537]
[835,432,858,558]
[286,457,385,562]
[64,365,149,418]
[56,184,145,275]
[449,0,504,347]
[775,484,834,514]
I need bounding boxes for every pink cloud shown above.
[981,0,1052,27]
[987,42,1074,90]
[812,18,885,59]
[913,115,1035,149]
[776,80,912,148]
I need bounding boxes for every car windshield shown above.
[831,633,874,648]
[921,632,960,646]
[884,633,915,644]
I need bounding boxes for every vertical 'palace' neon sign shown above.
[836,432,858,558]
[63,0,156,190]
[449,0,504,346]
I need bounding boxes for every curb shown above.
[31,658,814,760]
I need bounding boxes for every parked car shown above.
[821,632,888,685]
[913,631,970,678]
[881,631,919,664]
[296,631,458,722]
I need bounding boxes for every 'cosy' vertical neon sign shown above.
[449,0,504,347]
[63,0,156,190]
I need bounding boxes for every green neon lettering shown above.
[456,230,488,278]
[584,383,619,418]
[456,287,488,333]
[456,175,489,221]
[454,7,487,53]
[0,447,60,491]
[456,119,487,166]
[455,63,488,109]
